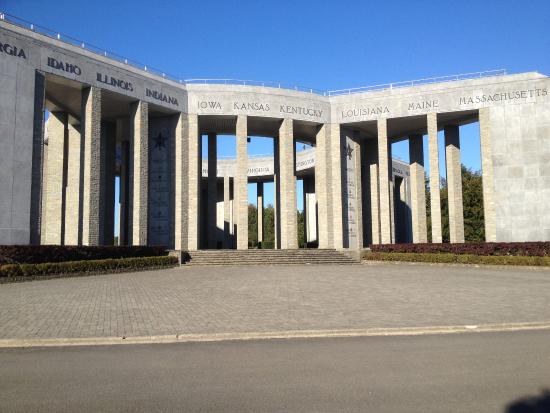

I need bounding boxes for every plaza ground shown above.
[1,263,549,341]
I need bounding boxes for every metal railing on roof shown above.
[0,11,509,97]
[326,69,507,96]
[184,79,324,94]
[0,11,185,84]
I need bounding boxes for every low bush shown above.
[369,242,550,257]
[0,245,169,265]
[363,252,550,266]
[0,255,179,278]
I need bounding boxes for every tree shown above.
[425,165,485,243]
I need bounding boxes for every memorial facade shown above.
[1,16,549,249]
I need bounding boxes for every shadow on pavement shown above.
[505,389,550,412]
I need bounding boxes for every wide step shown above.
[182,249,359,266]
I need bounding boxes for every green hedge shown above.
[362,252,550,266]
[0,245,169,265]
[0,256,179,279]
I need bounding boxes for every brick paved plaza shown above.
[1,263,549,340]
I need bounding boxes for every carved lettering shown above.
[96,73,133,91]
[279,105,322,118]
[459,89,548,105]
[198,101,222,109]
[47,57,81,75]
[233,102,270,111]
[340,106,390,119]
[146,88,179,106]
[0,42,26,59]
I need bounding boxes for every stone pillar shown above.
[353,136,363,248]
[479,108,497,242]
[273,138,280,249]
[30,71,46,245]
[408,134,428,243]
[42,112,67,245]
[427,113,442,243]
[187,114,200,250]
[81,87,102,246]
[279,118,298,249]
[223,175,231,248]
[304,176,317,244]
[257,181,264,245]
[369,141,381,245]
[207,133,217,248]
[315,124,332,248]
[445,125,465,243]
[64,120,81,245]
[377,118,392,244]
[330,123,344,248]
[235,115,248,250]
[119,140,129,246]
[129,100,148,246]
[174,113,187,251]
[102,122,116,245]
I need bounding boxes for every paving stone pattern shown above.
[1,264,549,339]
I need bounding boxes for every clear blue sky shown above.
[4,0,550,211]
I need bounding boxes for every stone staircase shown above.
[182,249,360,266]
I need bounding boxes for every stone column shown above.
[377,118,392,244]
[81,87,102,246]
[330,123,344,248]
[353,136,363,248]
[279,118,298,249]
[408,134,428,243]
[207,133,217,248]
[129,100,149,246]
[273,138,280,249]
[42,111,67,245]
[223,175,231,248]
[304,176,317,244]
[479,108,497,242]
[119,140,129,246]
[174,113,187,251]
[235,115,248,250]
[445,125,465,243]
[369,141,381,245]
[315,124,332,248]
[257,181,264,245]
[64,120,81,245]
[427,113,442,243]
[102,122,116,245]
[187,114,200,250]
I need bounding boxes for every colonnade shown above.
[40,89,476,250]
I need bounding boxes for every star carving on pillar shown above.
[345,142,354,160]
[153,133,167,149]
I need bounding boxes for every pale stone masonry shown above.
[129,100,149,246]
[235,115,248,250]
[41,112,66,245]
[377,118,392,244]
[207,133,217,248]
[330,123,344,248]
[223,175,231,248]
[81,87,102,246]
[278,118,298,249]
[353,137,364,248]
[479,107,497,242]
[174,113,188,251]
[408,134,428,243]
[445,125,465,243]
[187,114,200,250]
[257,182,264,244]
[427,112,443,243]
[2,19,549,247]
[315,124,332,248]
[64,120,81,245]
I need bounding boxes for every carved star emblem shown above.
[345,142,354,160]
[153,133,167,149]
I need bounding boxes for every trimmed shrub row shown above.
[0,256,179,278]
[369,242,550,257]
[363,252,550,266]
[0,245,169,265]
